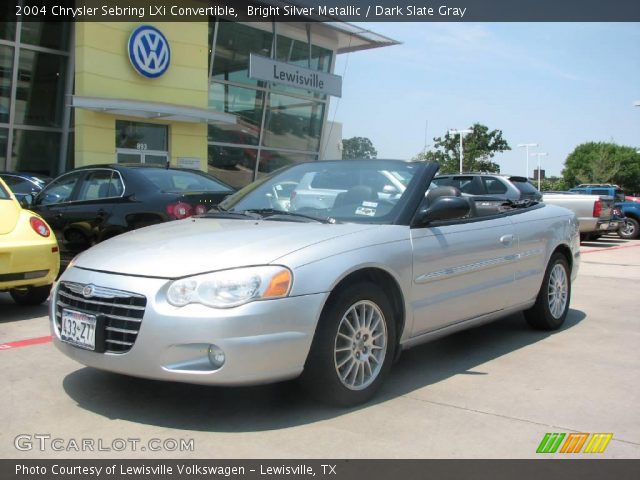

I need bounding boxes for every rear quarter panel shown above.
[509,204,579,307]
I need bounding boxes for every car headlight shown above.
[166,266,292,308]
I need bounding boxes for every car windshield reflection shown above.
[219,160,419,224]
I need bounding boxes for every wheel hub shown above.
[334,300,388,391]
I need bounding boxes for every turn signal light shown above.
[29,217,50,237]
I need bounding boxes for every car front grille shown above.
[55,282,147,354]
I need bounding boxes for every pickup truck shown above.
[569,185,640,239]
[542,192,619,241]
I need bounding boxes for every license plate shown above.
[60,309,96,350]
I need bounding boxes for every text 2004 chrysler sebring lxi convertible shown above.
[51,160,580,406]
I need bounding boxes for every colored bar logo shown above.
[537,433,613,454]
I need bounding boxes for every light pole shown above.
[530,152,548,190]
[449,128,473,173]
[517,143,538,179]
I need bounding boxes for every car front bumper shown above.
[50,267,329,386]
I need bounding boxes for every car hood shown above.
[73,218,379,278]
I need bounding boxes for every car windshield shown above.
[219,160,421,224]
[140,169,233,193]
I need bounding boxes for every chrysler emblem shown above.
[82,285,95,298]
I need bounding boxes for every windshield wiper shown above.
[243,208,337,224]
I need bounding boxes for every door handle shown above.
[500,234,515,246]
[97,209,106,217]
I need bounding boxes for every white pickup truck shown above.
[542,192,620,241]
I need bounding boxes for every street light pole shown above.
[517,143,538,179]
[449,128,473,173]
[530,152,548,190]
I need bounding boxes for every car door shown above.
[410,213,518,336]
[61,169,124,250]
[32,171,85,249]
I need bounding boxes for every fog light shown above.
[208,345,226,369]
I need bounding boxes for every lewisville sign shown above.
[249,54,342,97]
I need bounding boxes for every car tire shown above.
[300,282,396,407]
[10,285,52,306]
[618,218,639,239]
[524,253,571,331]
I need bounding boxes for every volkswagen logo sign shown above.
[128,25,170,78]
[82,285,95,298]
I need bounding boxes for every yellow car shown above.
[0,177,60,305]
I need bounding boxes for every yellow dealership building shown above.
[1,10,396,189]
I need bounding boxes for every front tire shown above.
[10,285,52,305]
[301,283,396,407]
[618,218,639,239]
[525,253,571,330]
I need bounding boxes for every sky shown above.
[327,22,640,177]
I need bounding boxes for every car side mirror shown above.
[413,196,471,227]
[19,194,34,209]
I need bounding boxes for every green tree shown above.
[341,137,378,159]
[539,176,570,192]
[413,123,510,173]
[562,142,640,193]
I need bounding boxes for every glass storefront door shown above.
[115,120,168,165]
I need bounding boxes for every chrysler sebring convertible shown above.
[51,160,580,406]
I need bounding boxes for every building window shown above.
[12,129,61,175]
[15,50,67,128]
[0,45,13,124]
[20,22,70,51]
[116,121,168,151]
[208,83,263,145]
[0,7,16,41]
[207,145,258,189]
[212,21,273,86]
[208,21,333,189]
[262,93,324,152]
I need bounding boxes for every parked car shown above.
[51,160,580,406]
[0,172,52,205]
[0,177,59,305]
[541,192,619,241]
[27,164,235,260]
[433,173,542,201]
[568,184,640,239]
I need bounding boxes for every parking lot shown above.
[1,236,639,459]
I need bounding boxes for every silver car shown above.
[51,160,580,406]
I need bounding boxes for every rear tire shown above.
[618,218,639,239]
[525,253,571,330]
[300,282,396,407]
[10,285,52,305]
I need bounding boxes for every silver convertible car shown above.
[51,160,580,406]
